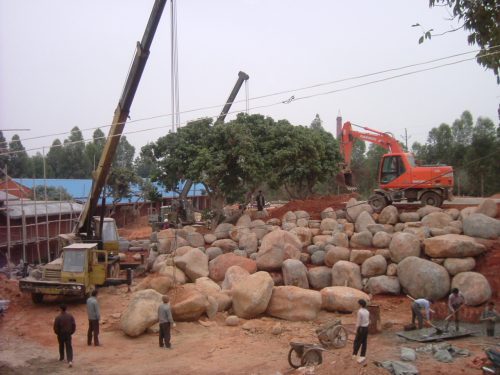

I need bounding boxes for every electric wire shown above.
[1,47,496,148]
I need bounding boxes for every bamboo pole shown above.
[4,166,11,268]
[33,179,41,264]
[42,147,50,262]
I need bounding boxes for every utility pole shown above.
[401,128,410,150]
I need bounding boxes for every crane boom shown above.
[76,0,167,236]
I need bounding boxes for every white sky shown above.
[1,0,498,157]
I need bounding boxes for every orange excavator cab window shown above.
[380,156,405,184]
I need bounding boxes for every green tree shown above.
[310,114,324,131]
[134,143,158,178]
[61,127,91,178]
[85,128,105,172]
[113,135,135,169]
[30,152,53,178]
[0,131,8,172]
[428,0,500,82]
[46,139,64,177]
[426,123,453,165]
[33,185,72,201]
[8,135,31,177]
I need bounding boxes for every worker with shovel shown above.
[447,288,465,332]
[411,298,434,329]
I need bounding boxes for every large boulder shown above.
[346,198,373,222]
[239,232,258,254]
[421,212,453,229]
[211,239,239,253]
[321,207,337,220]
[158,265,187,285]
[174,248,209,282]
[214,223,234,239]
[365,276,400,295]
[204,233,217,244]
[282,259,309,289]
[389,232,421,263]
[250,219,269,240]
[417,205,442,218]
[361,254,387,277]
[195,277,232,312]
[290,227,313,247]
[205,247,223,261]
[460,207,477,221]
[397,256,450,300]
[208,253,257,282]
[221,265,250,290]
[350,249,373,265]
[350,231,373,249]
[121,289,163,337]
[266,286,322,321]
[463,214,500,239]
[399,212,420,223]
[372,232,392,248]
[320,218,338,232]
[321,286,370,313]
[312,235,334,246]
[171,284,209,321]
[476,199,498,218]
[451,272,492,306]
[324,246,350,267]
[331,232,349,248]
[256,230,302,271]
[331,261,362,290]
[282,211,297,225]
[232,271,274,319]
[443,257,476,276]
[423,234,486,258]
[378,205,399,225]
[186,232,205,248]
[307,266,332,290]
[355,211,376,233]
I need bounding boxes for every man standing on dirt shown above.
[158,295,176,349]
[448,288,465,331]
[87,289,100,346]
[480,301,499,337]
[256,191,265,211]
[411,298,433,329]
[352,299,369,364]
[53,303,76,368]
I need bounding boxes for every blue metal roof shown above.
[14,179,207,204]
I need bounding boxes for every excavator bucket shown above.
[336,172,357,191]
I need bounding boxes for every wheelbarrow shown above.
[315,318,349,349]
[288,342,327,369]
[287,320,349,369]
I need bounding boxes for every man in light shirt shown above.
[352,299,370,364]
[412,298,433,329]
[158,295,176,349]
[448,288,465,331]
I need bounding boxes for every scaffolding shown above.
[0,173,82,265]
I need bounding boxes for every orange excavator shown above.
[339,121,454,211]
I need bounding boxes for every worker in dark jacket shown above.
[86,289,100,346]
[158,295,176,349]
[53,303,76,367]
[256,191,265,211]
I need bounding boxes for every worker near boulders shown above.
[480,301,499,337]
[448,288,465,331]
[256,191,265,211]
[411,298,433,329]
[158,295,176,349]
[53,303,76,368]
[352,299,370,364]
[86,289,101,346]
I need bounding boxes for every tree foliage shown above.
[428,0,500,82]
[32,185,72,201]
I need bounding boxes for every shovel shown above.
[443,304,465,332]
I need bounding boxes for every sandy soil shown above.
[2,195,499,374]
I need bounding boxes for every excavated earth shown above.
[1,195,499,375]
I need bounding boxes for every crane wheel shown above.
[420,192,443,207]
[368,194,388,213]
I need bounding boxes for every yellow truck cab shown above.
[20,242,124,303]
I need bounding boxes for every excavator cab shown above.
[379,155,406,185]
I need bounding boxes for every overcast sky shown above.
[1,0,498,158]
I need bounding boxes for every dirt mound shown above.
[268,193,357,220]
[117,215,152,240]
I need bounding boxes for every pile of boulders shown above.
[120,198,499,337]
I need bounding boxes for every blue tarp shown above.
[14,178,206,204]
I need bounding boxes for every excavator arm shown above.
[339,121,404,188]
[76,0,167,237]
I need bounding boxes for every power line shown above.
[1,49,499,157]
[2,47,495,148]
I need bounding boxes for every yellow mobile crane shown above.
[19,0,167,303]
